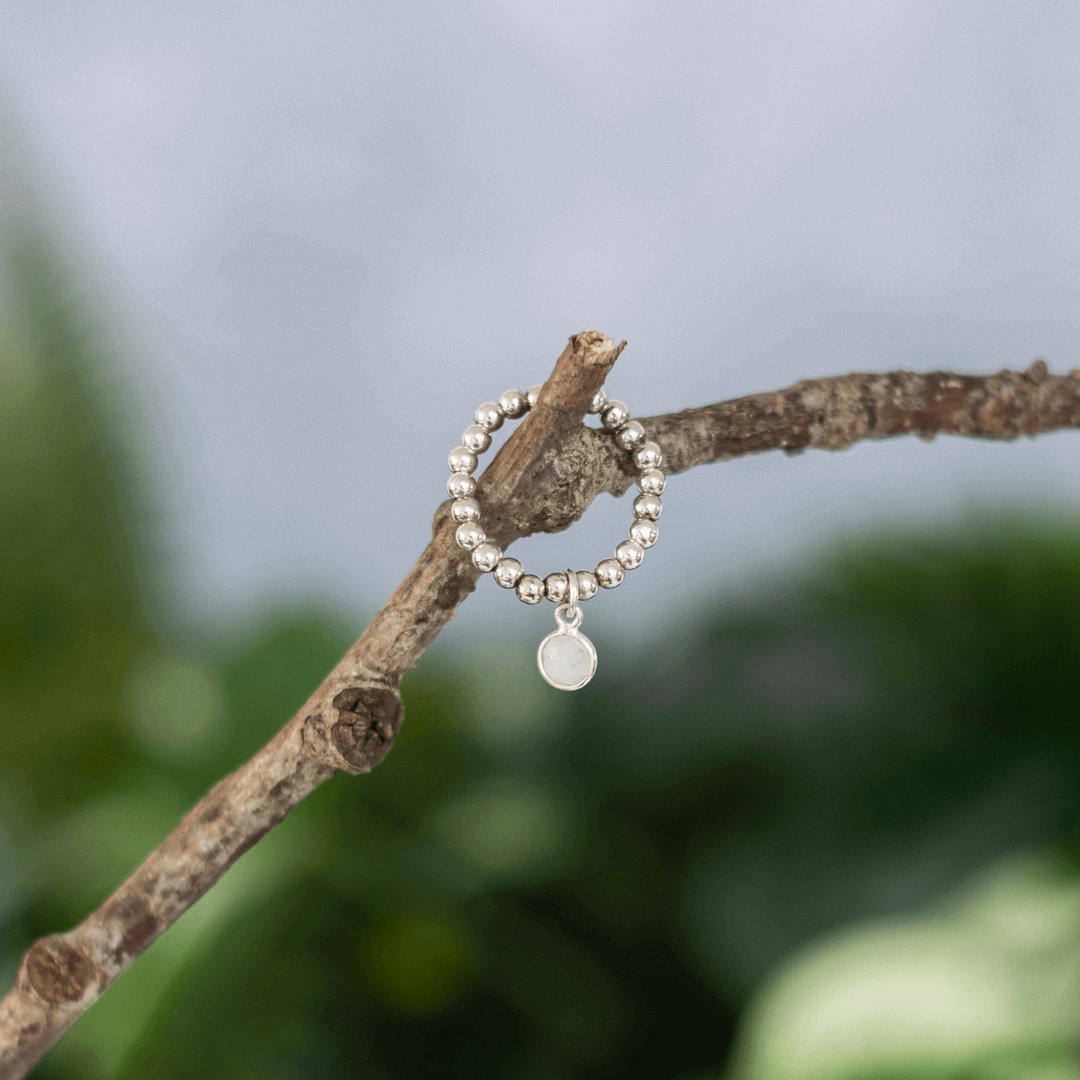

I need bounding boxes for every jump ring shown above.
[554,603,584,629]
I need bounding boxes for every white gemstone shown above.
[537,628,596,691]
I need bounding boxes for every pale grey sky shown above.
[2,1,1079,639]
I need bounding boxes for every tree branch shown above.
[2,336,1079,1077]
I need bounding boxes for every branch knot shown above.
[329,686,404,774]
[22,938,94,1005]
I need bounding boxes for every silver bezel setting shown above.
[537,623,598,691]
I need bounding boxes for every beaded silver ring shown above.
[446,384,665,691]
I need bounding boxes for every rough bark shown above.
[2,333,1079,1078]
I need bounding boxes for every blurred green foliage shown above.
[4,219,1080,1080]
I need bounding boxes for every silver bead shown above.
[615,419,647,450]
[475,402,504,432]
[494,557,524,589]
[601,400,629,430]
[516,573,545,604]
[629,519,659,548]
[498,389,527,418]
[447,472,477,499]
[455,521,485,550]
[633,493,663,521]
[461,423,492,453]
[451,497,481,523]
[637,468,666,495]
[448,445,478,474]
[596,558,624,589]
[633,441,663,469]
[526,384,543,408]
[615,539,645,569]
[471,541,502,572]
[575,570,599,601]
[544,572,570,603]
[588,389,607,415]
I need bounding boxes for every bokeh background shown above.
[3,3,1080,1078]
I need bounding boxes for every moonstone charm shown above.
[537,605,597,691]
